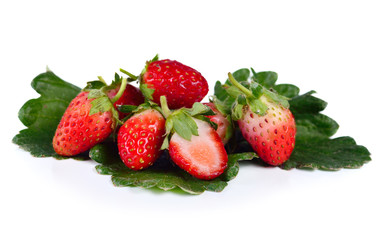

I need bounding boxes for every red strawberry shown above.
[53,91,115,156]
[227,73,296,166]
[107,84,144,119]
[169,119,228,180]
[142,58,209,109]
[203,102,231,145]
[117,109,166,170]
[238,96,296,165]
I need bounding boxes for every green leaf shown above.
[294,113,339,139]
[89,141,121,165]
[83,80,106,91]
[232,68,250,82]
[225,85,244,99]
[186,102,215,116]
[172,112,198,141]
[140,83,154,100]
[89,95,115,116]
[274,84,300,98]
[221,152,257,181]
[212,95,235,116]
[281,137,371,170]
[282,89,369,170]
[95,150,240,194]
[263,89,290,109]
[252,71,278,89]
[13,71,87,159]
[214,81,229,101]
[247,98,268,116]
[117,104,138,113]
[231,100,244,121]
[289,91,327,114]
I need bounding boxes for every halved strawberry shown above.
[169,119,228,180]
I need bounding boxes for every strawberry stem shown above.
[111,77,127,104]
[228,73,253,98]
[97,76,107,85]
[160,96,171,118]
[119,68,138,81]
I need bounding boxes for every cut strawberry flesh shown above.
[169,119,228,180]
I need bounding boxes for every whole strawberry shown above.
[238,96,296,165]
[117,108,165,170]
[228,73,296,165]
[53,91,116,156]
[203,102,232,145]
[141,57,209,109]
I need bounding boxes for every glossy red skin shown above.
[107,84,144,119]
[238,102,296,166]
[53,92,114,156]
[169,119,228,180]
[203,102,230,145]
[143,59,209,109]
[117,109,165,170]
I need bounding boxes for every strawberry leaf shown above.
[117,104,138,113]
[13,71,87,159]
[83,80,106,91]
[95,150,242,194]
[273,84,300,98]
[251,70,278,89]
[221,152,257,181]
[140,83,155,100]
[282,137,371,170]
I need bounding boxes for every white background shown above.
[1,0,375,239]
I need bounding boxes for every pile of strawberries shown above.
[52,56,296,180]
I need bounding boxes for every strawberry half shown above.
[117,108,165,170]
[138,56,209,109]
[158,96,228,180]
[53,91,116,156]
[227,73,296,165]
[169,118,228,180]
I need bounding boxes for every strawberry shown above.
[107,84,144,119]
[169,118,228,180]
[53,91,116,156]
[158,96,228,180]
[138,56,209,109]
[203,102,232,145]
[237,96,296,165]
[227,73,296,165]
[117,108,166,170]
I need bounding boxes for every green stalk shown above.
[227,73,254,98]
[160,95,171,118]
[111,77,127,103]
[119,68,138,81]
[97,76,107,85]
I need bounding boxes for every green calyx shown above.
[224,71,290,120]
[84,73,130,126]
[119,54,159,102]
[159,96,216,150]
